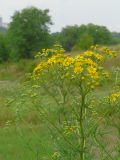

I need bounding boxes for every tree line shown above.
[0,6,120,62]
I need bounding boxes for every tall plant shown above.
[30,44,118,159]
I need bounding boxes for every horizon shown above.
[0,15,120,34]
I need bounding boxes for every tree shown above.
[51,32,61,44]
[85,23,112,44]
[59,25,80,51]
[0,33,8,62]
[8,7,52,59]
[55,24,112,52]
[79,33,94,50]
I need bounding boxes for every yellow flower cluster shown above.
[90,45,116,57]
[35,44,65,59]
[34,54,74,73]
[102,71,109,78]
[84,51,103,61]
[87,66,99,80]
[33,46,116,90]
[109,92,120,103]
[102,47,116,57]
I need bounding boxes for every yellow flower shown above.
[84,58,97,66]
[74,66,83,74]
[87,66,99,80]
[84,51,94,57]
[62,57,74,67]
[95,53,103,61]
[102,71,109,78]
[109,92,120,103]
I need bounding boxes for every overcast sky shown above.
[0,0,120,32]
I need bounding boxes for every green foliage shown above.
[111,32,120,44]
[0,126,54,160]
[55,24,112,51]
[84,23,112,44]
[7,7,52,60]
[58,25,80,51]
[72,33,94,51]
[0,33,9,62]
[79,33,94,50]
[51,32,61,44]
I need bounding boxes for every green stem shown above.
[79,94,86,160]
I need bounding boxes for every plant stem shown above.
[79,94,85,160]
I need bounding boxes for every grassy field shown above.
[0,61,49,159]
[0,48,120,159]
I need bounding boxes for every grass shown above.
[0,60,58,159]
[0,47,120,159]
[0,126,54,160]
[0,75,54,159]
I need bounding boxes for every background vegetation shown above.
[0,6,120,62]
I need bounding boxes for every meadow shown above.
[0,45,120,160]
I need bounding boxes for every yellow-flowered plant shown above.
[109,92,120,103]
[33,45,115,91]
[108,91,120,103]
[31,45,118,160]
[35,44,65,59]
